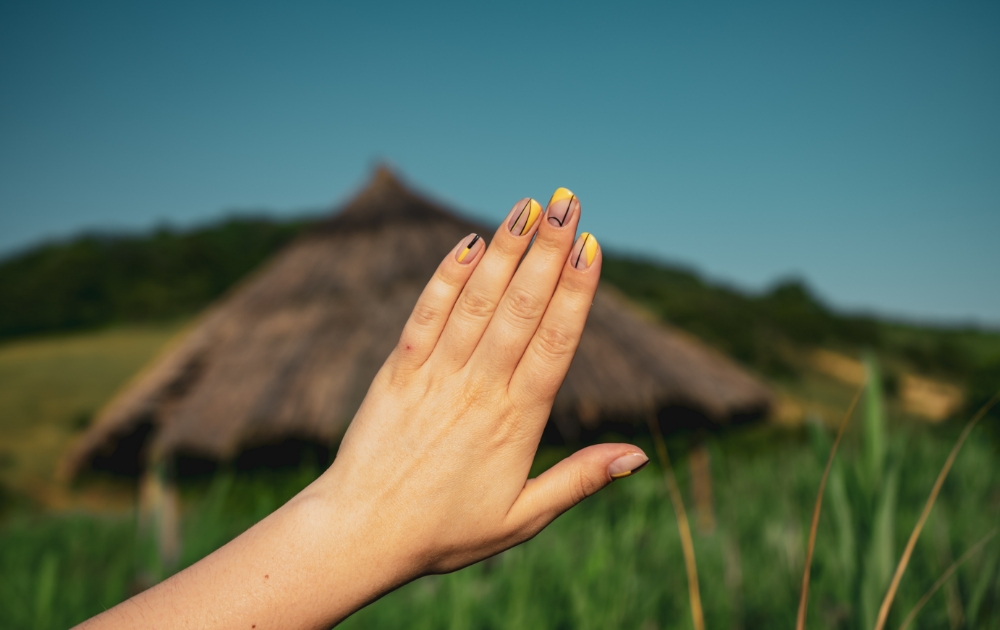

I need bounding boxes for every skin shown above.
[78,192,648,629]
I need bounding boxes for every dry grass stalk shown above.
[647,413,705,630]
[873,390,1000,630]
[795,381,867,630]
[897,527,998,630]
[689,442,716,534]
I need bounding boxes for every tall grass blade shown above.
[965,535,999,624]
[826,457,856,591]
[897,528,998,630]
[862,465,899,629]
[34,551,59,630]
[647,413,704,630]
[863,355,886,490]
[796,381,866,630]
[873,390,1000,630]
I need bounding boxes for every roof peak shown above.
[314,165,482,235]
[363,163,409,198]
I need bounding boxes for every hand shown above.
[79,188,648,630]
[323,188,649,576]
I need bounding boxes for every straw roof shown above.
[64,168,772,478]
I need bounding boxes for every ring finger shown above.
[430,197,543,370]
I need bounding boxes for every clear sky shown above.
[2,1,998,325]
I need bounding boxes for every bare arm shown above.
[79,189,648,629]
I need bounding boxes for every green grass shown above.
[1,231,998,628]
[0,323,184,497]
[1,421,997,629]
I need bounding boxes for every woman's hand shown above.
[324,188,648,575]
[79,188,648,630]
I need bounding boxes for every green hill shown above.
[0,218,308,339]
[600,257,1000,379]
[1,216,998,402]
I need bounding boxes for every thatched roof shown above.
[63,168,772,478]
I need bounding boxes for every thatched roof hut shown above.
[64,168,772,478]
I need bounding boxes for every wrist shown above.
[292,473,421,624]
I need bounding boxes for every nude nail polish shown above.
[609,453,649,479]
[456,233,483,264]
[547,187,579,227]
[507,198,543,236]
[571,232,599,269]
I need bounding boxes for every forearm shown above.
[76,188,647,629]
[78,481,410,630]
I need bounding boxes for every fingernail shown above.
[456,233,484,264]
[507,198,543,236]
[546,187,579,227]
[609,453,649,479]
[571,232,599,269]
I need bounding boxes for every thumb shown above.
[506,444,650,539]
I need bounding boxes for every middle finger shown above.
[469,187,581,379]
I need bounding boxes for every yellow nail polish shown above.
[522,199,542,235]
[573,232,599,269]
[456,234,481,264]
[550,187,575,204]
[609,454,649,479]
[508,198,542,235]
[547,187,578,227]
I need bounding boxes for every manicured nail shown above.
[609,453,649,479]
[546,187,579,227]
[571,232,599,269]
[507,198,543,236]
[456,233,484,264]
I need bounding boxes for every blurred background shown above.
[1,1,998,628]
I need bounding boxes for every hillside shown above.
[600,257,1000,404]
[1,216,998,415]
[0,218,309,339]
[0,214,998,515]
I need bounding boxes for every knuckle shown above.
[533,324,576,360]
[569,468,600,504]
[457,289,498,320]
[437,267,467,290]
[386,366,410,389]
[532,232,565,256]
[491,229,526,257]
[377,359,409,390]
[503,287,545,324]
[410,301,440,328]
[558,270,592,296]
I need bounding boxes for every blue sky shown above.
[1,1,998,325]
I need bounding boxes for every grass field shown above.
[0,323,185,507]
[1,422,998,629]
[0,326,998,629]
